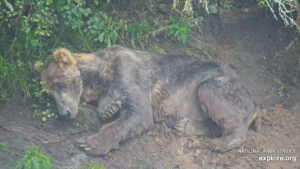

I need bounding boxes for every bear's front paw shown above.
[76,133,119,156]
[99,97,122,121]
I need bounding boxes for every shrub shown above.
[15,146,52,169]
[127,19,152,41]
[168,16,194,45]
[84,12,122,47]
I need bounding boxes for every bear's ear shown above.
[34,61,42,72]
[53,48,77,69]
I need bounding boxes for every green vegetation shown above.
[15,146,52,169]
[0,142,8,150]
[14,145,107,169]
[278,85,290,105]
[168,16,194,45]
[31,86,57,121]
[224,1,233,10]
[84,12,122,47]
[128,19,151,41]
[84,162,106,169]
[75,102,98,131]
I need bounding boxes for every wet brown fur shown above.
[36,45,261,156]
[54,48,77,69]
[75,53,95,61]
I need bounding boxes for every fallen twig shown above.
[67,129,86,135]
[0,123,24,133]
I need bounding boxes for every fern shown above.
[127,19,151,40]
[15,146,52,169]
[88,164,107,169]
[168,16,194,45]
[84,12,121,47]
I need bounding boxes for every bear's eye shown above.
[54,82,65,91]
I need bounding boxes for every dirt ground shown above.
[1,4,300,169]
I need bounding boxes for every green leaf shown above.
[141,19,148,25]
[90,30,96,35]
[106,36,111,47]
[5,2,14,12]
[181,34,187,45]
[102,13,108,20]
[99,32,105,42]
[111,31,117,43]
[93,25,98,29]
[39,31,45,36]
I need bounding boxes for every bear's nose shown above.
[66,110,71,118]
[60,110,71,118]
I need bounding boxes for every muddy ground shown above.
[1,4,300,169]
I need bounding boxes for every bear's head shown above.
[35,49,83,119]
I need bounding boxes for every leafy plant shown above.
[127,19,151,40]
[0,55,33,101]
[278,85,289,104]
[0,142,8,150]
[257,0,273,9]
[82,160,106,169]
[75,102,98,131]
[88,164,106,169]
[31,85,58,122]
[15,146,52,169]
[25,31,40,56]
[57,1,91,30]
[224,1,233,10]
[168,16,194,45]
[84,12,121,47]
[3,0,14,12]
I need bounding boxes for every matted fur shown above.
[54,48,77,69]
[35,45,261,156]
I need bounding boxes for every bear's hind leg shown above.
[209,127,247,152]
[197,77,254,152]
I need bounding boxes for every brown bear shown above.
[34,45,261,156]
